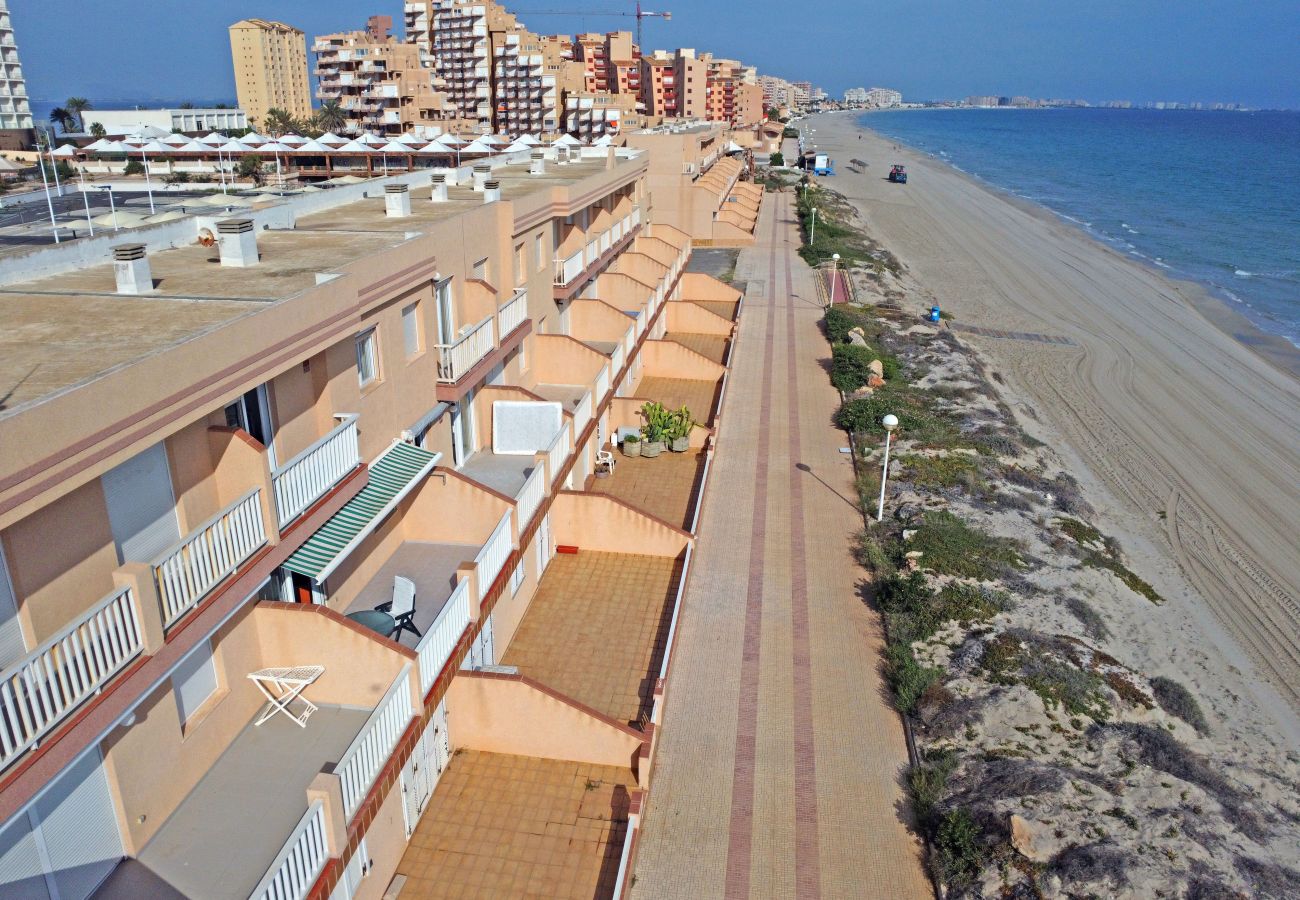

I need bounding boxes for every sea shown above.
[859,108,1300,348]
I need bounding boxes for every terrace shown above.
[395,750,632,899]
[588,449,707,532]
[500,550,684,727]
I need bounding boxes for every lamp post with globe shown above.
[876,413,899,522]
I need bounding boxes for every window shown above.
[173,639,219,724]
[534,233,544,269]
[513,243,525,286]
[509,558,525,595]
[472,257,489,282]
[402,303,421,357]
[356,329,379,387]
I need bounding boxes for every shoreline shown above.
[851,109,1300,375]
[797,113,1300,749]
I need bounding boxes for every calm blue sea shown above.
[860,108,1300,346]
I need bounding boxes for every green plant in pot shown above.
[640,401,669,458]
[667,405,695,452]
[622,432,642,457]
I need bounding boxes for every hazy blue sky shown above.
[11,0,1299,108]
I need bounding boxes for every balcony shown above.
[498,289,528,340]
[434,315,494,384]
[0,586,144,774]
[271,414,361,529]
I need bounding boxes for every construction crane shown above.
[515,2,672,49]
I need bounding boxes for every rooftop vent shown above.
[385,182,411,218]
[529,151,545,176]
[430,172,448,202]
[216,218,258,267]
[483,179,501,204]
[472,164,491,192]
[112,243,152,294]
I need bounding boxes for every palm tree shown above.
[89,122,107,139]
[49,107,74,133]
[65,97,91,131]
[262,107,295,137]
[315,99,347,133]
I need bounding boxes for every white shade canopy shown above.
[48,144,79,157]
[92,140,131,154]
[378,141,412,154]
[516,134,542,146]
[414,142,453,155]
[436,133,468,146]
[552,134,583,146]
[135,139,174,153]
[160,133,190,145]
[480,134,507,145]
[356,132,386,146]
[124,124,171,139]
[198,132,227,145]
[239,132,269,145]
[257,141,294,153]
[278,133,307,145]
[172,140,209,154]
[460,139,495,154]
[393,132,425,145]
[503,139,533,153]
[82,138,116,152]
[316,132,347,145]
[333,139,372,153]
[591,135,614,147]
[294,139,331,153]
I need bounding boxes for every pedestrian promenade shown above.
[629,192,931,899]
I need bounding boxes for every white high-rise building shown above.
[0,0,34,149]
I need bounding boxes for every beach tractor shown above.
[813,153,835,176]
[889,164,908,184]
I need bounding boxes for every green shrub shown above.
[769,151,785,166]
[885,641,941,713]
[933,807,985,888]
[908,750,958,826]
[900,453,984,490]
[1149,676,1210,735]
[123,159,145,176]
[830,343,876,392]
[908,510,1022,579]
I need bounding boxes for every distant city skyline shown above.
[11,0,1299,110]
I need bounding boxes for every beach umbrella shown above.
[240,132,269,146]
[48,144,78,157]
[136,139,174,154]
[503,139,533,153]
[517,134,542,146]
[294,138,331,154]
[333,139,372,153]
[437,133,468,146]
[161,133,189,145]
[256,141,294,153]
[173,140,209,154]
[356,132,386,146]
[460,139,495,155]
[82,138,115,152]
[378,141,411,154]
[198,132,227,145]
[124,124,170,140]
[316,132,346,146]
[279,133,307,146]
[394,132,425,145]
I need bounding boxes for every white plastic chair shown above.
[378,575,422,642]
[596,448,616,476]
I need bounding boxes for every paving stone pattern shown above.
[629,193,931,899]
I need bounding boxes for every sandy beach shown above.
[803,112,1300,750]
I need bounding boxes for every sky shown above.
[11,0,1300,110]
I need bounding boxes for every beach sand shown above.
[804,112,1300,750]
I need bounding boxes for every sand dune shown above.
[805,113,1300,744]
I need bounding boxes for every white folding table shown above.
[248,665,325,727]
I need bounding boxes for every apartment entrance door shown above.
[434,278,455,346]
[450,390,476,466]
[400,700,450,836]
[224,384,276,467]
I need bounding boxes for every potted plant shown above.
[668,405,695,452]
[622,432,642,457]
[640,401,668,458]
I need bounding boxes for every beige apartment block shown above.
[229,18,313,126]
[314,21,465,136]
[0,130,748,900]
[492,27,572,136]
[0,0,33,150]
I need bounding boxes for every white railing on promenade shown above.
[554,249,583,285]
[572,390,593,437]
[0,586,143,772]
[595,363,610,403]
[515,465,546,531]
[434,315,494,383]
[250,800,329,900]
[337,664,415,818]
[474,510,513,601]
[417,580,471,696]
[271,415,360,528]
[652,542,693,727]
[155,489,267,628]
[545,426,571,486]
[497,289,527,338]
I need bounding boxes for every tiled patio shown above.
[635,376,721,427]
[395,750,632,900]
[588,449,706,531]
[532,382,589,414]
[686,298,739,321]
[666,332,729,365]
[500,551,683,726]
[460,452,537,498]
[341,540,478,643]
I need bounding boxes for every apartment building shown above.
[564,91,645,140]
[0,0,33,151]
[491,27,571,136]
[758,73,798,112]
[229,18,313,126]
[83,108,249,136]
[698,54,762,127]
[639,49,706,121]
[424,0,520,130]
[573,31,640,97]
[314,20,465,137]
[0,132,744,900]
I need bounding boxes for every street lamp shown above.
[875,414,899,522]
[828,252,840,307]
[98,185,119,231]
[810,206,818,245]
[140,146,156,214]
[36,136,60,243]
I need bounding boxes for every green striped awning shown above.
[282,441,440,581]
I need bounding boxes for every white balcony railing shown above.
[155,489,268,628]
[631,205,641,227]
[545,426,571,487]
[497,290,527,339]
[271,415,360,528]
[599,230,612,255]
[434,315,495,383]
[416,579,472,696]
[338,665,415,818]
[474,510,513,601]
[572,390,593,437]
[624,326,635,358]
[515,465,546,531]
[0,586,143,772]
[585,236,600,266]
[554,250,583,286]
[595,363,610,403]
[250,800,329,900]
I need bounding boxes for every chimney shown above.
[556,145,570,165]
[443,167,460,186]
[385,183,411,218]
[472,164,491,192]
[112,243,152,294]
[529,151,546,176]
[483,179,501,204]
[606,146,617,170]
[216,218,258,267]
[430,172,448,202]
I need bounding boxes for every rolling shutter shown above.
[0,813,49,900]
[0,546,26,670]
[33,750,123,900]
[101,443,180,564]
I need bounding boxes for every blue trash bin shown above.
[929,306,941,322]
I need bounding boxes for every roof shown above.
[282,442,440,581]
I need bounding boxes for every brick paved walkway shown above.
[629,194,931,899]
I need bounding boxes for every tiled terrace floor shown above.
[635,376,721,427]
[395,750,632,899]
[500,551,683,726]
[687,298,739,321]
[667,332,730,365]
[588,449,706,532]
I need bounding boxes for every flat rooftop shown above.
[501,550,683,726]
[395,750,632,900]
